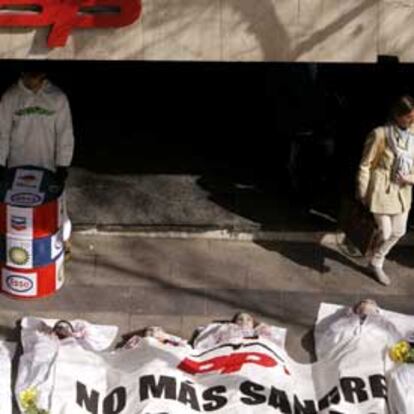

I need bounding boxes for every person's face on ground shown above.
[21,72,46,92]
[144,326,166,341]
[395,109,414,130]
[53,320,74,339]
[353,299,379,317]
[234,312,254,329]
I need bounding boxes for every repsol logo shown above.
[6,275,33,293]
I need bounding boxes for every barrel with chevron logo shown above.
[0,166,66,299]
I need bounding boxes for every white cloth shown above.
[123,333,189,350]
[16,329,60,411]
[20,309,414,414]
[315,303,414,414]
[15,324,390,414]
[61,191,71,242]
[387,124,414,181]
[20,317,119,352]
[16,317,118,413]
[388,364,414,414]
[0,341,14,414]
[0,79,74,170]
[193,322,286,350]
[314,307,401,361]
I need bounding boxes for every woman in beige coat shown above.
[357,95,414,286]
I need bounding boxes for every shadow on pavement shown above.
[301,328,317,363]
[389,245,414,268]
[255,240,375,283]
[196,174,339,232]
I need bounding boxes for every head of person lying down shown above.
[351,299,380,319]
[231,312,276,338]
[232,312,256,331]
[143,326,171,341]
[191,311,287,350]
[122,326,187,349]
[232,312,281,336]
[38,320,81,340]
[211,312,259,341]
[53,320,75,339]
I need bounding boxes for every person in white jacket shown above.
[0,72,75,252]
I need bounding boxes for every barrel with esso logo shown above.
[0,166,66,299]
[1,253,65,299]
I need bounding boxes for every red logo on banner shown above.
[178,352,291,375]
[0,0,142,47]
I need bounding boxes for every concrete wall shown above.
[0,0,412,62]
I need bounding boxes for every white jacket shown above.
[0,79,74,171]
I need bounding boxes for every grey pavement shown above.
[1,233,413,363]
[66,167,338,232]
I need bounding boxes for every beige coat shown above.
[357,125,414,215]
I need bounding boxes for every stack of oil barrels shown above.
[0,166,65,299]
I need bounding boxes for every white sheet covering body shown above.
[388,364,414,414]
[0,341,13,414]
[193,322,287,350]
[315,303,414,414]
[315,306,401,362]
[16,315,392,414]
[16,317,118,413]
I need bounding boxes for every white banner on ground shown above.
[16,315,392,414]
